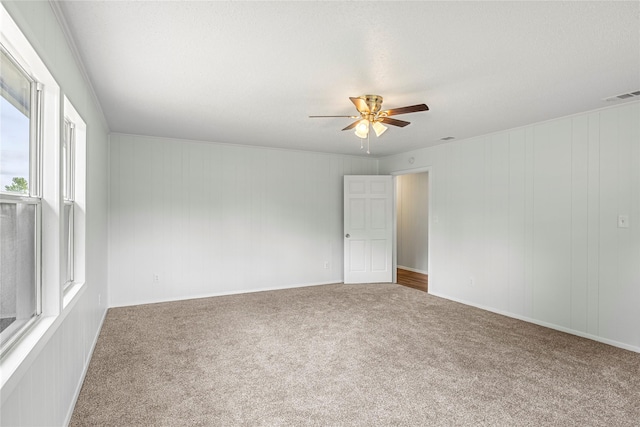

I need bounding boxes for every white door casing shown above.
[344,175,393,284]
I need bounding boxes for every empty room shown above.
[0,1,639,426]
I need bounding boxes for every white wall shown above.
[396,172,429,273]
[380,101,640,352]
[109,134,377,307]
[0,1,109,426]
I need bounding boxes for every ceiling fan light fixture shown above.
[372,121,387,137]
[355,120,369,139]
[310,95,429,153]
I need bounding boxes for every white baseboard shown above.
[428,290,640,354]
[109,280,343,308]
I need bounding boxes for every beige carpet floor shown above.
[71,283,640,426]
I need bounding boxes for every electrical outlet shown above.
[618,215,629,228]
[98,294,101,305]
[323,261,330,269]
[469,277,475,287]
[153,274,160,283]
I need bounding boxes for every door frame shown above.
[391,166,432,285]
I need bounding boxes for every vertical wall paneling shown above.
[570,115,589,332]
[454,138,485,300]
[431,144,451,296]
[620,104,640,348]
[108,136,378,307]
[586,112,601,335]
[523,127,535,318]
[486,133,510,310]
[379,101,640,352]
[632,105,640,348]
[598,108,621,342]
[532,120,572,328]
[507,129,526,316]
[1,382,19,424]
[599,105,640,346]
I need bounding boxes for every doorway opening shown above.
[394,170,429,292]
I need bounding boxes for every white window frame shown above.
[62,96,86,304]
[62,119,75,290]
[0,3,62,370]
[0,44,43,352]
[63,119,75,202]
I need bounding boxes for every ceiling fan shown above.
[309,95,429,154]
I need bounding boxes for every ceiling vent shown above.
[603,91,640,102]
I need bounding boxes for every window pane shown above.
[1,49,31,194]
[0,202,37,344]
[63,121,69,200]
[62,120,74,201]
[62,202,73,286]
[62,122,68,198]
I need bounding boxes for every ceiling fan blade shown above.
[309,115,359,118]
[342,120,360,131]
[350,97,370,113]
[381,104,429,116]
[380,117,410,127]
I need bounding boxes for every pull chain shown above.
[367,130,370,154]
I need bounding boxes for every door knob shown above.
[345,234,350,238]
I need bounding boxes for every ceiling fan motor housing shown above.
[361,95,384,115]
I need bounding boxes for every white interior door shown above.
[344,175,393,284]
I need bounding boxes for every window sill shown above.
[0,315,55,395]
[63,281,85,308]
[0,282,86,400]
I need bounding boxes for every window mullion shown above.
[69,124,75,201]
[35,201,42,315]
[29,82,43,198]
[69,203,74,283]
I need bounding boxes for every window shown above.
[0,46,42,348]
[62,96,86,304]
[1,3,63,366]
[62,119,75,289]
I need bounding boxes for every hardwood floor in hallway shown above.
[396,268,428,293]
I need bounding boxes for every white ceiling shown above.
[58,1,640,157]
